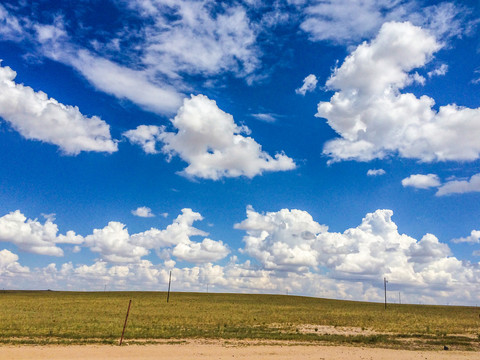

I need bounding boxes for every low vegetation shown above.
[0,291,478,350]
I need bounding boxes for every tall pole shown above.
[167,270,172,303]
[384,277,388,309]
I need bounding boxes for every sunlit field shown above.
[0,291,478,350]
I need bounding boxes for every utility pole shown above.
[384,277,388,310]
[398,292,401,305]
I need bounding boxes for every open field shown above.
[0,291,479,351]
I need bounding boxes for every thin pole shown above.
[384,277,388,310]
[167,270,172,303]
[119,299,132,346]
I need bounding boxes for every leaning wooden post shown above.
[167,270,172,303]
[119,299,132,346]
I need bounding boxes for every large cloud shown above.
[84,209,229,264]
[234,206,328,271]
[0,62,118,155]
[234,206,475,294]
[1,207,480,304]
[0,211,83,256]
[125,95,296,180]
[316,21,480,163]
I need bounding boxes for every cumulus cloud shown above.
[2,208,480,304]
[316,21,480,163]
[295,74,318,95]
[235,206,328,271]
[0,249,29,275]
[0,62,118,155]
[84,208,229,264]
[235,206,469,292]
[0,211,83,256]
[83,223,151,263]
[452,230,480,244]
[172,238,230,263]
[123,125,164,154]
[131,206,155,218]
[436,173,480,196]
[402,174,441,189]
[367,169,385,176]
[126,95,296,180]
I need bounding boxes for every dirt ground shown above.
[1,341,479,360]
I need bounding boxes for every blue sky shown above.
[1,0,480,305]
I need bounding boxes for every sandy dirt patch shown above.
[1,341,479,360]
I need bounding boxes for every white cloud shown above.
[85,222,150,263]
[132,206,155,218]
[295,74,318,95]
[0,6,184,116]
[251,113,277,123]
[428,64,448,78]
[129,0,261,79]
[317,21,480,163]
[127,94,296,180]
[0,62,118,155]
[299,1,469,44]
[123,125,164,154]
[234,206,328,272]
[235,206,469,292]
[402,174,441,189]
[452,230,480,244]
[367,169,385,176]
[172,238,229,263]
[0,210,83,256]
[2,207,480,304]
[0,249,29,275]
[131,209,209,249]
[84,209,229,264]
[67,50,183,115]
[0,4,24,41]
[436,173,480,196]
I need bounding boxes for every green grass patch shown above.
[0,290,478,350]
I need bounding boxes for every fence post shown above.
[167,270,172,303]
[119,299,132,346]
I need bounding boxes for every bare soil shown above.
[1,340,479,360]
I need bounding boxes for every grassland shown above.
[0,291,478,350]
